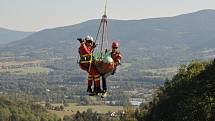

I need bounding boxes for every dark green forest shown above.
[0,97,60,121]
[141,59,215,121]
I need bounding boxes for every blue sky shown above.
[0,0,215,31]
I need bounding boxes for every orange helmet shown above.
[112,41,119,48]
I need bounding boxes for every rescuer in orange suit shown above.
[78,36,102,96]
[101,41,122,97]
[111,41,122,71]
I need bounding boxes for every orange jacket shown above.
[111,51,122,67]
[79,42,99,75]
[79,42,93,72]
[79,42,92,56]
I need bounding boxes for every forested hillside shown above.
[141,59,215,121]
[0,97,60,121]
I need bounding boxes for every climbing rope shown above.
[94,0,109,58]
[89,0,109,72]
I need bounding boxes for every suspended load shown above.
[78,0,119,76]
[94,51,115,75]
[77,0,122,97]
[92,9,115,75]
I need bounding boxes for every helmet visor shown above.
[86,40,92,43]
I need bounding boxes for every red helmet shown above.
[112,41,119,48]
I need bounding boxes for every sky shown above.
[0,0,215,32]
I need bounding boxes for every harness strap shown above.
[88,53,93,72]
[79,53,92,63]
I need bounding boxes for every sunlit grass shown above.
[49,103,123,118]
[0,66,52,75]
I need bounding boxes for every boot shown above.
[95,87,102,94]
[101,91,108,98]
[87,86,92,93]
[111,70,116,75]
[101,89,107,93]
[87,87,96,96]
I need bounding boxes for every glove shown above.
[77,38,84,43]
[111,70,116,75]
[118,60,122,65]
[92,42,97,48]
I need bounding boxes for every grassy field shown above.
[49,103,123,119]
[0,60,43,66]
[0,60,51,75]
[0,66,52,75]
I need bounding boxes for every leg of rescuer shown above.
[94,74,101,94]
[89,64,101,95]
[87,75,93,94]
[102,75,107,92]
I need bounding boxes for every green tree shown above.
[63,115,72,121]
[144,60,215,121]
[0,108,11,121]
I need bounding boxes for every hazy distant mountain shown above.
[0,27,33,44]
[6,9,215,49]
[2,9,215,71]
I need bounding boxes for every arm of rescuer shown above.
[77,38,91,54]
[115,52,122,66]
[111,51,122,75]
[112,51,122,66]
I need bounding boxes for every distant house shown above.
[129,98,146,106]
[110,112,116,117]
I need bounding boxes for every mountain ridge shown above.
[1,9,215,72]
[7,9,215,46]
[0,27,33,45]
